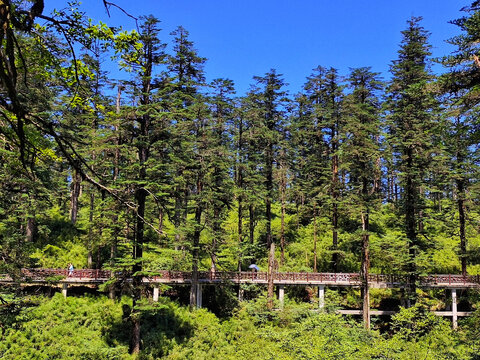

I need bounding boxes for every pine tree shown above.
[441,1,480,276]
[206,78,236,272]
[112,15,167,353]
[291,88,329,271]
[251,70,289,250]
[343,67,383,328]
[298,66,344,271]
[234,97,248,270]
[165,26,208,307]
[236,93,265,252]
[386,17,438,303]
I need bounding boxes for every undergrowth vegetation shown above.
[1,293,480,359]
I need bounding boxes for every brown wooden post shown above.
[267,243,275,310]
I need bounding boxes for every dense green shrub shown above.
[1,294,478,359]
[0,294,131,359]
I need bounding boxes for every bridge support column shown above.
[452,288,458,329]
[238,286,244,302]
[153,286,159,302]
[278,285,285,309]
[196,284,203,308]
[62,283,68,298]
[318,285,325,310]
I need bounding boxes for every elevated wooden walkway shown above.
[2,269,479,289]
[2,268,477,328]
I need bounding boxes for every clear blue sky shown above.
[46,0,468,95]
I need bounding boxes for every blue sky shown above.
[46,1,468,95]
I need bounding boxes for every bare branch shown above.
[103,1,138,21]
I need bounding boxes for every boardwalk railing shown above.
[21,268,111,281]
[0,269,478,287]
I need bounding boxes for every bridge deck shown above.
[1,269,479,289]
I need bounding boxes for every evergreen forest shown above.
[2,1,480,358]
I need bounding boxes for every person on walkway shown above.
[68,263,74,277]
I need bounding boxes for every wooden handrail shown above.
[11,269,480,287]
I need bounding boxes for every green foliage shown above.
[0,294,131,359]
[385,303,470,359]
[1,294,479,359]
[31,242,88,269]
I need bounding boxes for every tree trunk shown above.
[280,171,286,266]
[374,136,382,194]
[332,148,339,272]
[131,311,141,354]
[267,242,275,310]
[110,83,121,270]
[238,196,243,271]
[131,128,148,354]
[88,191,95,268]
[210,209,219,273]
[174,181,183,251]
[266,142,273,249]
[131,187,146,354]
[266,198,272,249]
[361,210,370,329]
[70,168,82,224]
[87,250,93,268]
[158,208,164,233]
[237,115,244,271]
[332,202,339,272]
[26,203,35,242]
[405,149,417,305]
[313,206,317,272]
[110,239,117,263]
[113,84,122,182]
[190,201,203,307]
[249,204,255,244]
[457,178,467,276]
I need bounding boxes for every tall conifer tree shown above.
[343,67,383,328]
[166,26,207,307]
[299,66,344,271]
[441,1,480,275]
[386,17,438,303]
[113,16,167,353]
[252,70,289,250]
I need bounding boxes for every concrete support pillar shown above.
[278,285,285,309]
[452,288,458,329]
[153,286,159,302]
[238,287,244,302]
[62,283,68,298]
[318,285,325,310]
[196,284,203,308]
